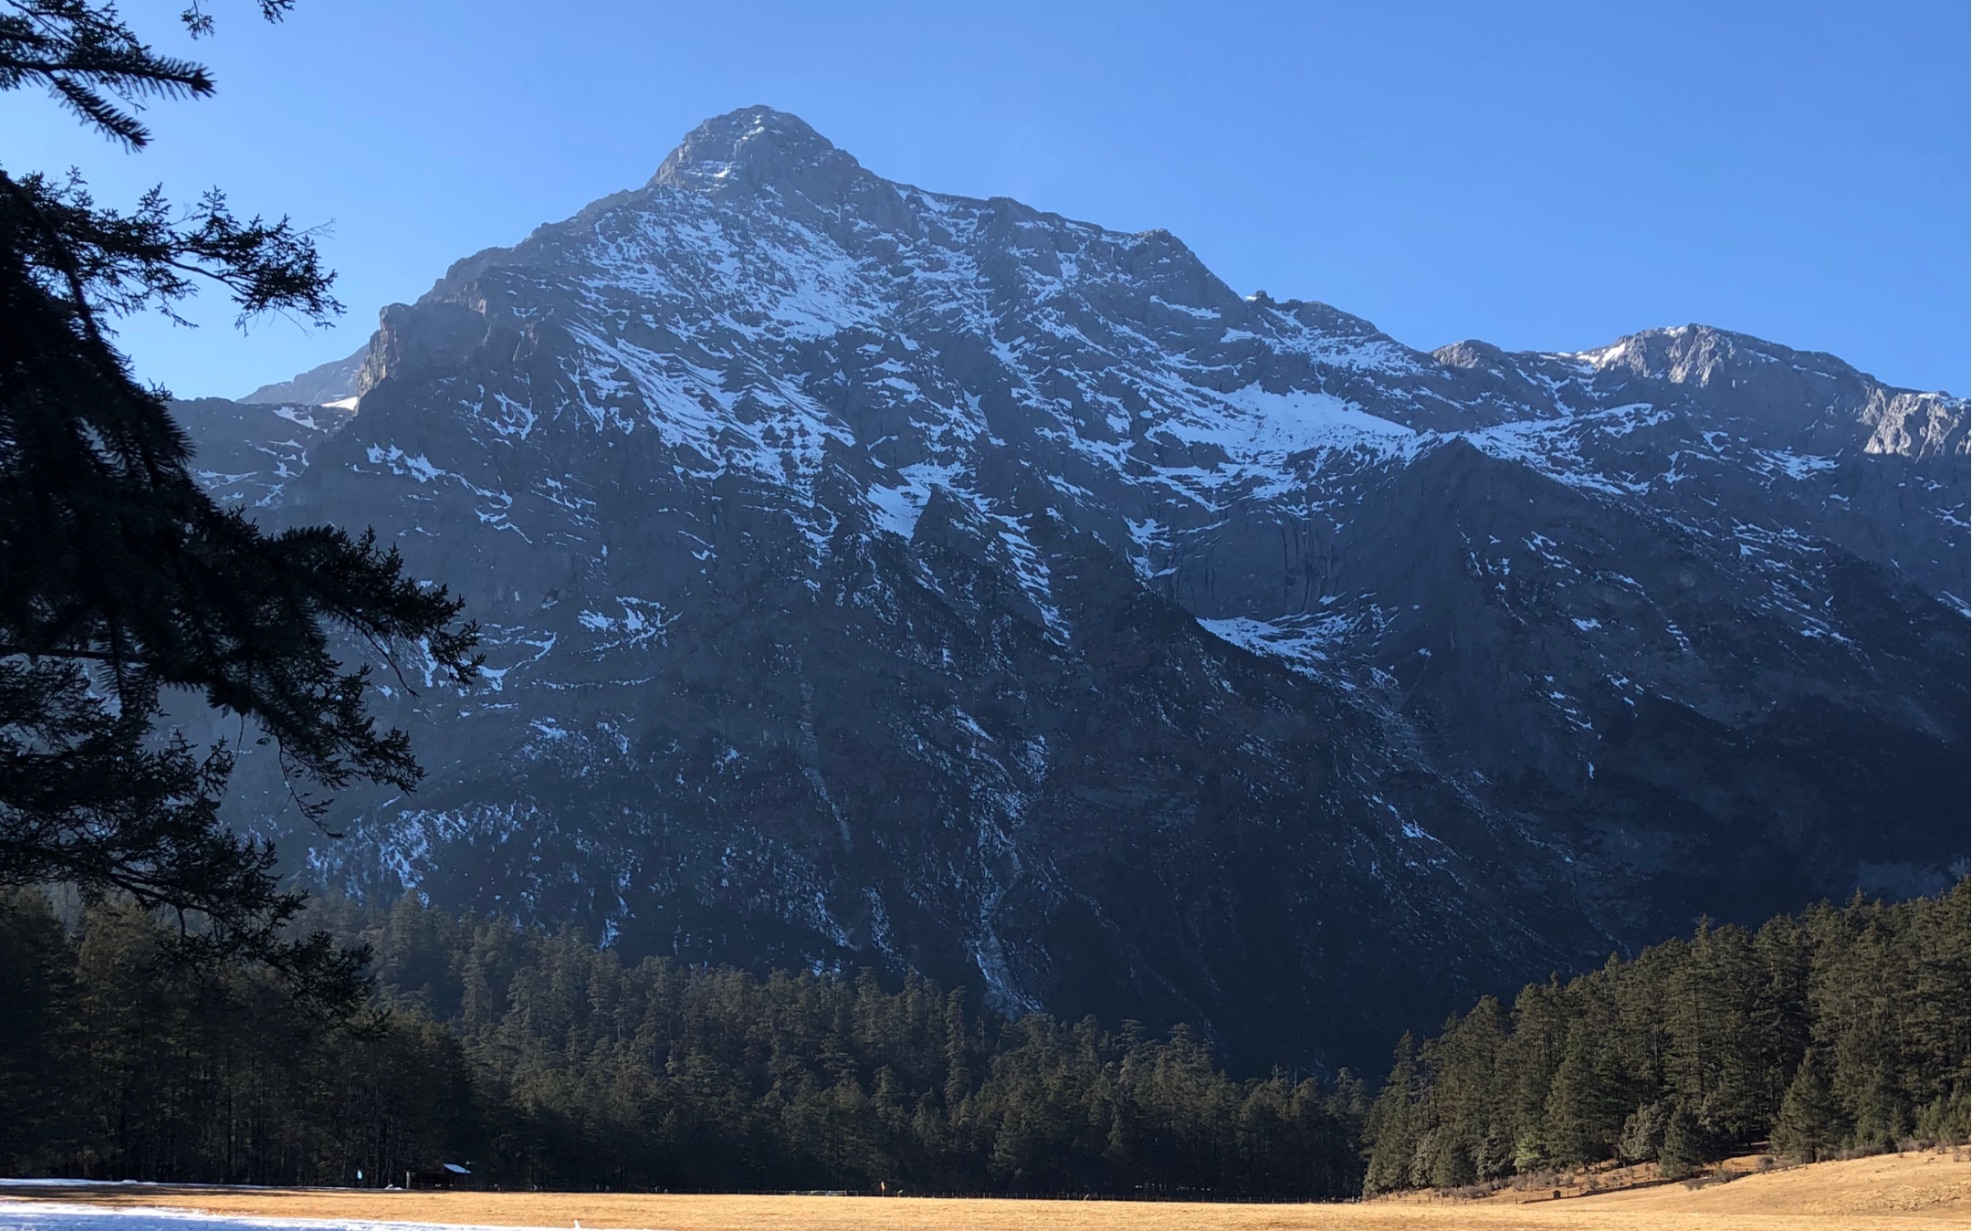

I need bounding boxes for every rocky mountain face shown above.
[239,348,365,407]
[170,107,1969,1071]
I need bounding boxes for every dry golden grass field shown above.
[4,1151,1965,1231]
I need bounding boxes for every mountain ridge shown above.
[172,105,1968,1070]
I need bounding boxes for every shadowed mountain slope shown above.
[170,107,1968,1069]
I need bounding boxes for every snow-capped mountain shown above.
[173,107,1968,1069]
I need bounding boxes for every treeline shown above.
[0,891,1366,1197]
[2,884,1962,1198]
[1362,880,1970,1192]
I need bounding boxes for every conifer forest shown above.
[0,883,1962,1197]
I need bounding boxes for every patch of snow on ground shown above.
[1196,610,1359,673]
[1178,386,1417,464]
[1454,403,1664,495]
[0,1200,578,1231]
[866,461,966,538]
[1754,448,1840,480]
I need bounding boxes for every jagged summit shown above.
[178,104,1969,1071]
[650,105,863,196]
[1568,323,1897,396]
[1575,324,1798,382]
[1572,324,1966,458]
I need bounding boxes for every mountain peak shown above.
[650,106,855,195]
[200,112,1969,1071]
[1574,324,1765,383]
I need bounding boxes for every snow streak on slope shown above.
[188,106,1968,1071]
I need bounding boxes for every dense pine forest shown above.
[0,882,1964,1198]
[0,891,1367,1197]
[1362,878,1970,1192]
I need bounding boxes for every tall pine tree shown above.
[0,1,477,992]
[1771,1049,1846,1163]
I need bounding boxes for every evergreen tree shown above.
[1615,1100,1669,1164]
[1355,880,1968,1193]
[0,881,1960,1194]
[1360,1033,1421,1192]
[0,0,477,989]
[1541,1016,1629,1167]
[1771,1049,1845,1163]
[1657,1101,1703,1180]
[0,889,71,1169]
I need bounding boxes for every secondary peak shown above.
[650,106,850,193]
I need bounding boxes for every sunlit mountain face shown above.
[178,107,1968,1070]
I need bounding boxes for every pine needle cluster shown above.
[1,0,477,999]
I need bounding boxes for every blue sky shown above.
[6,0,1965,397]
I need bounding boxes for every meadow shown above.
[3,1151,1964,1231]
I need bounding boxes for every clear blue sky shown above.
[6,0,1965,397]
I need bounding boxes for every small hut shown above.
[408,1163,474,1190]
